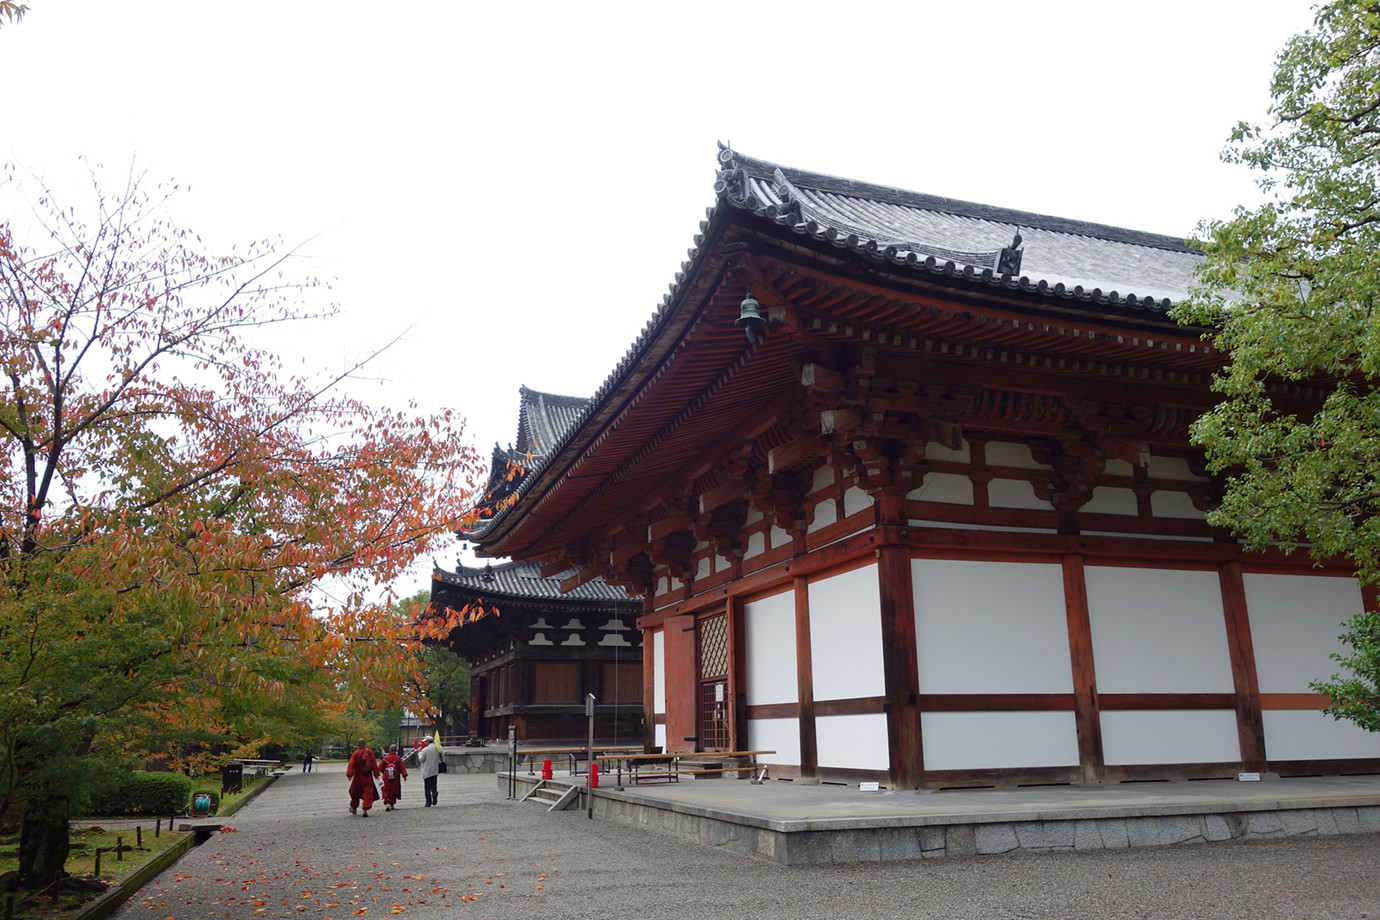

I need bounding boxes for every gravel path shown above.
[113,765,1380,920]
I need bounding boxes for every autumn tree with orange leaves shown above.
[0,165,485,888]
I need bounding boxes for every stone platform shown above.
[505,771,1380,866]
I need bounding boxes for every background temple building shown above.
[431,387,643,745]
[461,145,1380,788]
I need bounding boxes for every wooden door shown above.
[698,614,730,751]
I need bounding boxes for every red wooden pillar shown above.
[728,597,747,752]
[1219,560,1267,771]
[876,496,922,789]
[793,575,817,778]
[663,614,699,753]
[1062,555,1105,783]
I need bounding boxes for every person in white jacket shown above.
[417,737,443,807]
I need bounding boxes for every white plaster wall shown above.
[655,724,666,752]
[843,486,872,517]
[696,556,711,580]
[1151,491,1206,520]
[1081,486,1138,516]
[908,472,973,505]
[839,485,872,521]
[746,718,801,766]
[809,565,885,701]
[988,478,1055,511]
[770,525,791,548]
[985,441,1048,470]
[1104,459,1134,477]
[816,713,889,771]
[744,592,797,707]
[924,440,971,463]
[1085,567,1233,693]
[912,559,1072,694]
[807,501,837,534]
[1263,710,1380,761]
[1147,456,1208,482]
[921,712,1079,770]
[1100,710,1242,764]
[653,630,665,714]
[1244,572,1363,693]
[745,531,766,559]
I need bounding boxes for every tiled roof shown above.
[711,146,1200,312]
[515,387,588,461]
[468,145,1206,546]
[432,559,636,604]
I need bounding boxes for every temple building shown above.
[463,146,1380,788]
[431,387,642,745]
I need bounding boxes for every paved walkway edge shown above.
[508,774,1380,866]
[72,772,282,920]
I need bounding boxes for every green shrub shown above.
[88,771,193,816]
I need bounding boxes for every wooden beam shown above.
[801,362,846,395]
[1219,560,1267,771]
[1062,555,1105,784]
[769,434,829,473]
[877,542,923,789]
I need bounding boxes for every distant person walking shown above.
[345,738,379,816]
[379,744,408,811]
[417,737,443,807]
[302,751,314,773]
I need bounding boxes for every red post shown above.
[589,763,599,789]
[541,759,552,780]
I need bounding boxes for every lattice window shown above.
[699,615,727,679]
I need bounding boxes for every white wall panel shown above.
[1244,572,1363,693]
[816,713,889,771]
[1147,456,1208,482]
[1263,710,1380,761]
[913,559,1072,694]
[654,724,666,752]
[985,441,1047,469]
[988,479,1054,511]
[921,712,1078,770]
[843,486,872,517]
[1081,486,1137,516]
[1101,710,1241,764]
[745,592,797,706]
[908,472,973,505]
[809,565,884,700]
[746,718,801,766]
[1151,491,1207,520]
[924,440,971,464]
[1086,567,1233,693]
[807,501,837,533]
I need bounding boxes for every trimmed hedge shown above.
[89,771,193,816]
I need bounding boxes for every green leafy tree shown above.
[420,642,471,737]
[1174,0,1380,729]
[394,590,470,737]
[0,165,485,887]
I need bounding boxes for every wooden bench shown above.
[517,746,643,777]
[234,758,284,776]
[599,750,775,785]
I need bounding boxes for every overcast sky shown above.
[1,1,1318,594]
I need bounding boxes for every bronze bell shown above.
[735,290,765,342]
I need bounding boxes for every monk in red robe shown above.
[346,738,380,816]
[379,744,408,811]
